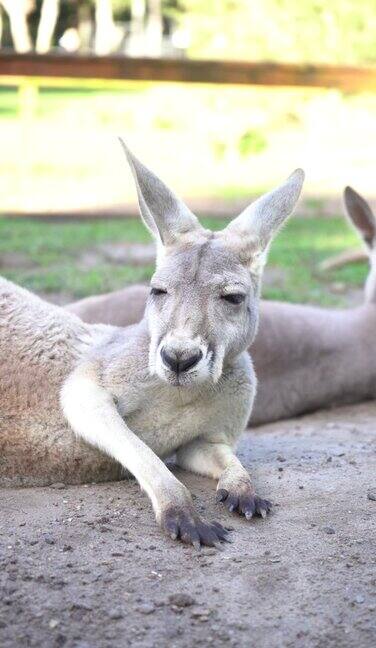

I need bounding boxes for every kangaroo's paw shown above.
[216,474,272,520]
[160,503,230,549]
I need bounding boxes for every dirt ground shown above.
[1,402,375,648]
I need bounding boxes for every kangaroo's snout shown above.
[154,333,210,385]
[161,347,202,374]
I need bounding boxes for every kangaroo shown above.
[0,143,304,546]
[68,187,376,425]
[253,186,376,422]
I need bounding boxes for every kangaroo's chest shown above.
[119,384,210,458]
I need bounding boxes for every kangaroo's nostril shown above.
[161,348,179,372]
[161,348,202,373]
[179,350,202,372]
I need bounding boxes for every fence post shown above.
[18,80,39,211]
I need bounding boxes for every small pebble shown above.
[137,603,155,615]
[108,608,124,620]
[50,483,66,490]
[168,593,195,608]
[367,488,376,501]
[154,599,165,608]
[323,526,335,535]
[97,516,110,524]
[49,619,59,629]
[62,545,73,552]
[191,609,210,618]
[70,602,92,612]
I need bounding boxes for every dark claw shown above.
[180,519,201,549]
[254,497,272,517]
[224,493,239,513]
[240,494,256,519]
[217,489,272,520]
[161,505,231,548]
[216,489,228,503]
[164,516,179,539]
[210,522,231,542]
[197,522,221,547]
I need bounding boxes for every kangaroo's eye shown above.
[222,293,245,305]
[151,287,167,296]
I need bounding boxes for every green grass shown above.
[0,85,146,118]
[0,215,368,304]
[266,216,367,304]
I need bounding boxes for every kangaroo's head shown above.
[121,140,304,387]
[344,186,376,304]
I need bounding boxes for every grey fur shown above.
[0,147,303,546]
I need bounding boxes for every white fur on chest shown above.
[115,353,254,458]
[118,382,209,457]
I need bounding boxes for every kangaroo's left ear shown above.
[223,169,305,273]
[119,138,202,247]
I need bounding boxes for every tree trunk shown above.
[1,0,33,52]
[35,0,60,53]
[145,0,162,57]
[127,0,146,56]
[95,0,116,55]
[77,3,93,52]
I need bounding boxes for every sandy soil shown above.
[1,402,375,648]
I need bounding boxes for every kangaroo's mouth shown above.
[155,347,213,388]
[159,361,207,387]
[163,369,203,388]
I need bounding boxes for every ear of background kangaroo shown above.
[344,186,376,249]
[119,138,201,246]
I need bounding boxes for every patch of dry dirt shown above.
[1,402,375,648]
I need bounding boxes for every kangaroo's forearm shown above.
[61,366,188,517]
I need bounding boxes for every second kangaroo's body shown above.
[0,143,304,546]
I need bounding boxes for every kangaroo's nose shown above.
[161,348,202,373]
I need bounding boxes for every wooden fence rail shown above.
[0,52,376,91]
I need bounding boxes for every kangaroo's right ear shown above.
[119,138,202,248]
[223,168,304,274]
[344,186,376,249]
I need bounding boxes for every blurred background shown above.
[0,0,375,306]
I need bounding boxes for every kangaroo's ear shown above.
[223,169,305,273]
[119,139,202,246]
[344,186,376,249]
